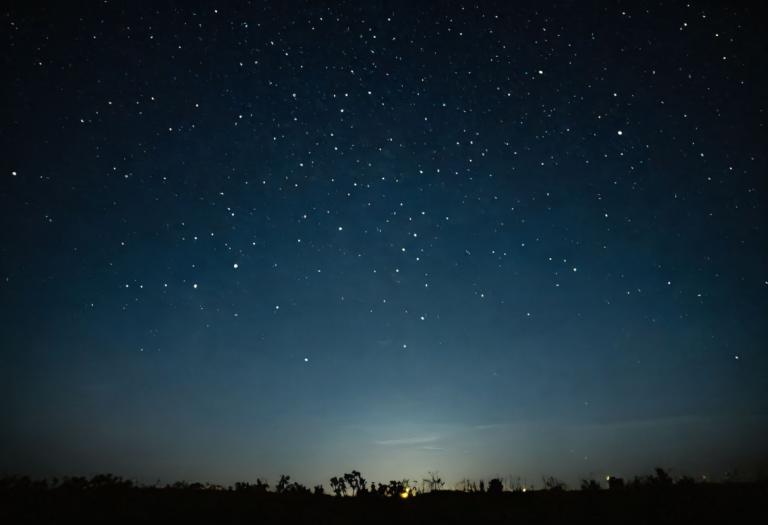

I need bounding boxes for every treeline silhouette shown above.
[1,468,765,524]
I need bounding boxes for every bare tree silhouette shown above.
[423,471,445,492]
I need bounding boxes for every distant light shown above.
[617,130,623,136]
[522,487,527,493]
[399,490,409,499]
[193,283,198,289]
[304,357,309,362]
[233,263,239,269]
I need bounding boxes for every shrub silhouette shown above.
[608,476,624,490]
[676,475,696,488]
[487,478,503,495]
[234,479,269,493]
[275,475,310,495]
[276,475,291,494]
[383,479,414,497]
[542,476,566,491]
[388,480,405,496]
[580,479,602,491]
[653,468,673,488]
[628,467,675,489]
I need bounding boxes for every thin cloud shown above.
[374,435,440,446]
[473,423,509,430]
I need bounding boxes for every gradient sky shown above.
[1,2,767,489]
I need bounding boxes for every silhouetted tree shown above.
[289,482,311,495]
[89,474,133,489]
[385,479,412,497]
[488,478,504,495]
[653,468,673,488]
[329,476,347,497]
[457,478,479,492]
[508,476,525,492]
[234,479,269,493]
[542,476,566,491]
[355,471,368,495]
[62,477,90,490]
[276,475,291,494]
[608,476,624,490]
[676,475,696,488]
[343,473,354,494]
[2,470,766,525]
[423,471,445,492]
[629,468,674,489]
[342,470,366,496]
[274,475,310,495]
[580,479,601,491]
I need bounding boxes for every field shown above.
[2,476,765,524]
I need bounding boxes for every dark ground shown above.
[2,480,766,524]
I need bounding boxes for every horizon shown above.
[2,463,760,492]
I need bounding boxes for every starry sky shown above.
[1,2,767,488]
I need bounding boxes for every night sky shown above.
[1,2,767,489]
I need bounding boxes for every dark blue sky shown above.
[1,1,766,488]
